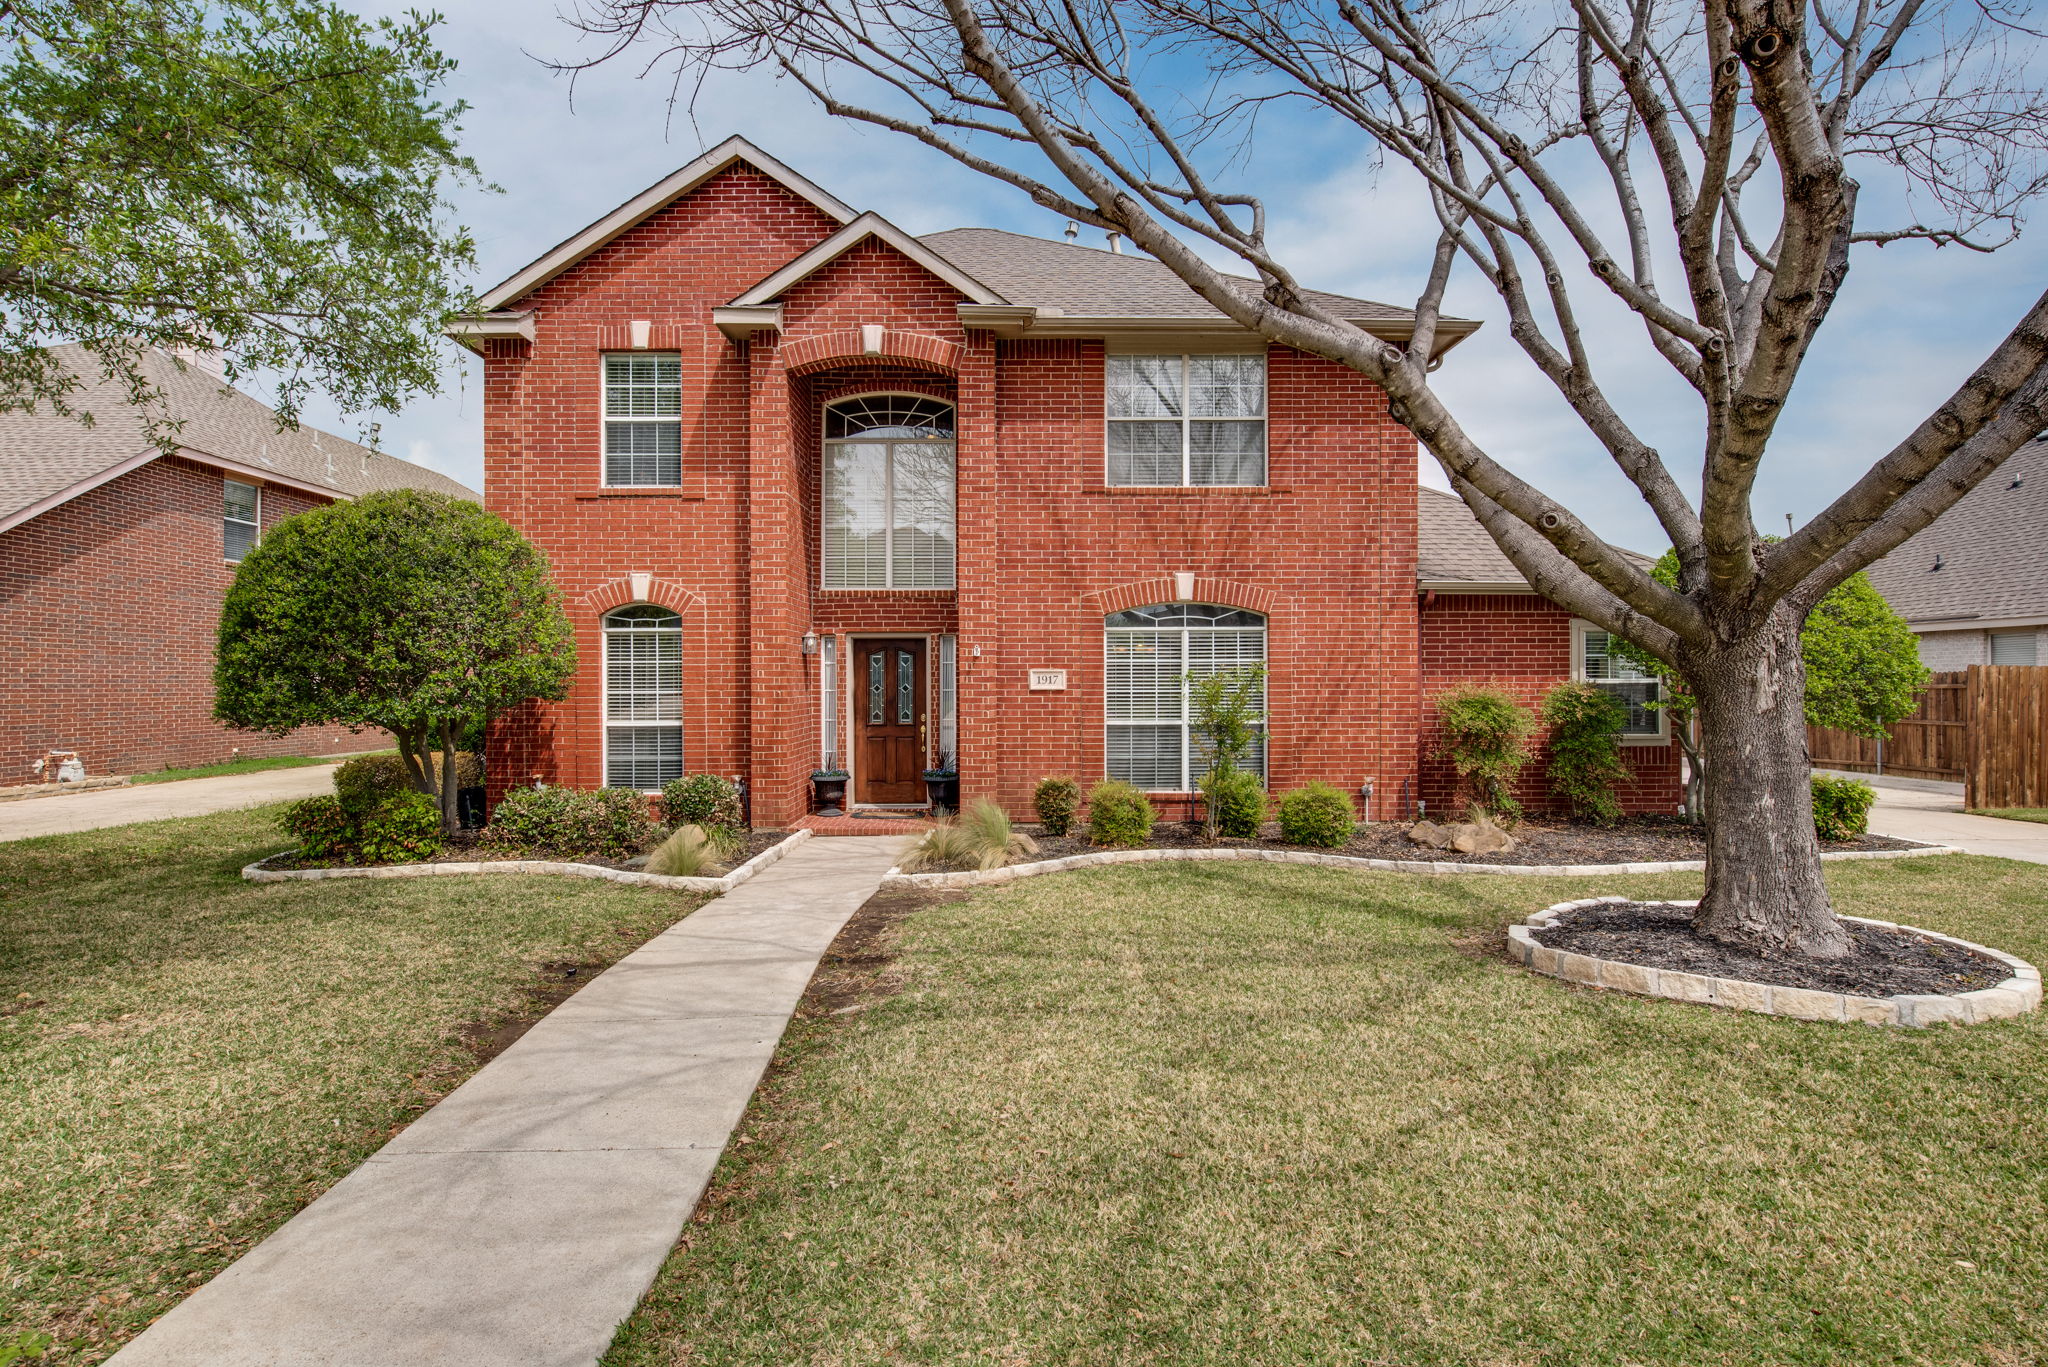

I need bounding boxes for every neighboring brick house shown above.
[0,345,477,780]
[451,136,1677,827]
[1864,437,2048,669]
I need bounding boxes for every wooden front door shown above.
[855,638,928,804]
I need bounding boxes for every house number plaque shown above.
[1028,669,1068,691]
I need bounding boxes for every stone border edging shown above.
[881,840,1964,889]
[242,828,814,894]
[1508,897,2042,1027]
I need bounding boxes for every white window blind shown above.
[1992,631,2039,665]
[821,395,955,589]
[820,635,838,769]
[1106,354,1265,487]
[603,354,682,486]
[1579,626,1664,737]
[604,605,683,787]
[1105,603,1266,791]
[223,479,259,562]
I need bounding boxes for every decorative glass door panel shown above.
[854,638,928,804]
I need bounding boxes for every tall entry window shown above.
[1105,602,1267,790]
[604,605,683,787]
[821,394,955,589]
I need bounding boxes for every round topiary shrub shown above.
[1204,768,1267,839]
[660,773,744,835]
[1811,774,1877,841]
[1033,776,1081,835]
[1086,779,1156,847]
[1277,782,1357,848]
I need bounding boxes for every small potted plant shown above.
[810,757,850,817]
[922,750,960,815]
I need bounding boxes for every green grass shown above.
[1969,807,2048,826]
[609,855,2048,1367]
[128,752,379,784]
[0,805,704,1361]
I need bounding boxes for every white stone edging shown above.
[880,840,1964,889]
[1509,897,2041,1027]
[242,828,814,894]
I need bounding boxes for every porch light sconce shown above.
[801,631,820,655]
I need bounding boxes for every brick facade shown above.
[0,457,367,779]
[478,155,1681,825]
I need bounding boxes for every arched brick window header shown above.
[576,575,704,615]
[1085,576,1278,617]
[784,328,964,377]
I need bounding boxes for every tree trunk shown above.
[392,724,434,796]
[438,718,460,834]
[1686,616,1854,958]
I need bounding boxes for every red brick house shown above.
[452,136,1677,827]
[0,345,477,780]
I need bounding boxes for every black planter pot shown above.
[923,774,960,814]
[456,786,488,830]
[811,774,849,817]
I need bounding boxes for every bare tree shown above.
[563,0,2048,958]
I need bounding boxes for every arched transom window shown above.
[822,394,956,589]
[1105,603,1266,791]
[604,604,683,788]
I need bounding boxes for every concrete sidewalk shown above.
[107,834,906,1367]
[0,762,355,842]
[1816,770,2048,866]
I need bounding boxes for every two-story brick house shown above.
[452,136,1677,828]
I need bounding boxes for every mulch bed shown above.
[265,829,791,873]
[988,816,1926,870]
[1533,902,2007,997]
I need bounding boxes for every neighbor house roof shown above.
[0,344,476,535]
[1863,438,2048,628]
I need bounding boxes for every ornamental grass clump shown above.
[1541,682,1630,825]
[645,823,741,878]
[1033,776,1081,835]
[1277,782,1357,848]
[1435,686,1537,821]
[1811,775,1877,842]
[1086,780,1155,847]
[902,799,1038,872]
[659,774,744,836]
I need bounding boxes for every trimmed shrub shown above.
[1033,775,1082,836]
[1086,780,1155,847]
[1812,774,1877,842]
[279,791,443,865]
[1277,782,1356,848]
[483,785,658,859]
[660,773,744,835]
[335,751,480,806]
[646,823,741,878]
[1541,683,1630,824]
[1203,767,1267,839]
[1435,686,1538,820]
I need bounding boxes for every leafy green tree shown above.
[216,490,577,831]
[0,0,479,443]
[1188,664,1265,838]
[1617,549,1929,822]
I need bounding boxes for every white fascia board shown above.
[712,304,784,341]
[727,213,1008,307]
[1911,614,2048,632]
[476,136,858,311]
[970,313,1479,356]
[443,310,538,353]
[1419,579,1535,594]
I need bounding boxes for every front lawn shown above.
[1970,807,2048,826]
[610,854,2048,1367]
[0,805,704,1361]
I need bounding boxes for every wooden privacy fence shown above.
[1807,665,2048,808]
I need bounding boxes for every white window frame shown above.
[601,605,685,790]
[223,478,260,563]
[1103,352,1267,488]
[601,352,684,489]
[1105,606,1267,792]
[1572,619,1669,744]
[819,392,956,590]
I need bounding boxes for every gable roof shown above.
[728,212,1006,307]
[1418,485,1526,586]
[475,136,857,312]
[0,345,476,535]
[1863,438,2048,626]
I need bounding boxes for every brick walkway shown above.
[793,812,934,836]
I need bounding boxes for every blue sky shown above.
[297,0,2048,554]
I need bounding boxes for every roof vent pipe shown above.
[1106,231,1123,254]
[1063,221,1078,241]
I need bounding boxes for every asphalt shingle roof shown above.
[1418,485,1528,583]
[919,227,1419,322]
[1863,439,2048,624]
[0,344,476,527]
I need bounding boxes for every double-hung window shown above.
[603,354,682,486]
[1576,623,1666,740]
[223,479,260,562]
[1105,603,1266,790]
[604,605,684,787]
[1106,353,1266,486]
[821,395,955,589]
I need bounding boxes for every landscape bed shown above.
[257,827,791,873]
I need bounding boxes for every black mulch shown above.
[997,816,1926,870]
[1533,902,2007,997]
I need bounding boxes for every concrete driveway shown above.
[1819,770,2048,866]
[0,762,348,842]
